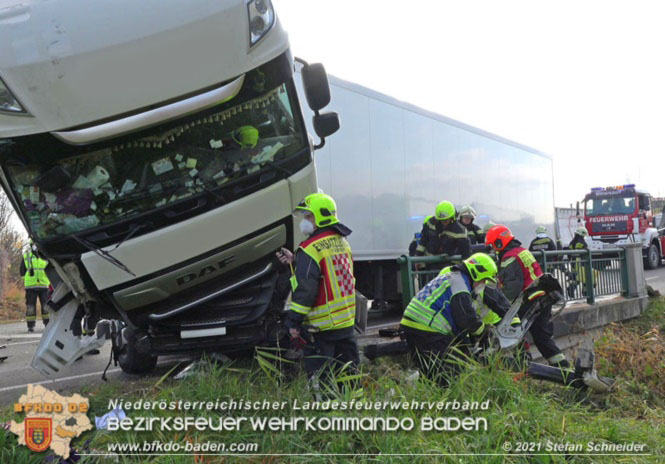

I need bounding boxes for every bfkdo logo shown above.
[9,384,93,460]
[25,418,52,452]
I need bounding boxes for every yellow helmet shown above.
[463,253,498,283]
[435,201,456,221]
[482,221,496,234]
[295,193,339,227]
[232,125,259,149]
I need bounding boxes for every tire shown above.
[118,335,158,374]
[645,243,660,270]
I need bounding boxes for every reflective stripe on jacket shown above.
[437,266,512,326]
[23,252,50,289]
[289,230,356,331]
[401,270,471,335]
[501,247,543,290]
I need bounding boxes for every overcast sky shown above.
[276,0,665,207]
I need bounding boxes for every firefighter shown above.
[565,227,590,298]
[400,253,504,385]
[568,227,589,250]
[528,226,558,254]
[408,232,422,257]
[458,205,485,245]
[485,225,569,368]
[276,193,359,390]
[20,241,50,333]
[414,201,471,259]
[437,265,518,328]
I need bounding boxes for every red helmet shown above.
[485,224,514,252]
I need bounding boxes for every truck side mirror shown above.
[313,112,340,140]
[301,63,331,111]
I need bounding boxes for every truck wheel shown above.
[645,243,660,270]
[118,334,158,374]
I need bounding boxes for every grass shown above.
[1,300,664,463]
[0,281,27,323]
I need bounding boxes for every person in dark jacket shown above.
[408,232,422,257]
[277,193,359,393]
[565,227,590,298]
[485,225,568,368]
[567,227,589,250]
[458,205,485,245]
[528,225,558,254]
[415,201,471,259]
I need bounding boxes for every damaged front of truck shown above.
[0,0,338,376]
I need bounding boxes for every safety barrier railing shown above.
[397,254,463,309]
[397,248,628,307]
[532,249,628,305]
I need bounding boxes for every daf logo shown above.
[176,255,237,286]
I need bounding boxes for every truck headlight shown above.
[0,77,28,114]
[247,0,275,46]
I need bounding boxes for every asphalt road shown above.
[1,267,664,407]
[645,265,665,295]
[0,322,190,406]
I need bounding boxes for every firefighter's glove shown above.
[284,310,305,332]
[470,325,490,350]
[414,262,426,271]
[290,335,308,351]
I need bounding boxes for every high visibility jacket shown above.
[23,252,50,289]
[568,235,588,250]
[401,270,480,336]
[289,230,356,331]
[529,236,557,252]
[499,245,543,300]
[437,266,515,326]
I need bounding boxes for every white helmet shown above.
[458,205,476,219]
[575,227,588,237]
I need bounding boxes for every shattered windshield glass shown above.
[2,78,307,239]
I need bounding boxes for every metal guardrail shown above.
[531,249,628,305]
[397,248,628,307]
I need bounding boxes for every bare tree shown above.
[0,192,25,298]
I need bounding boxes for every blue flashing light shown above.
[591,187,603,191]
[623,184,635,188]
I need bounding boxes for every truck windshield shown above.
[1,71,307,240]
[585,195,636,216]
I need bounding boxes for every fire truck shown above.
[582,184,665,269]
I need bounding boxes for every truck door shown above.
[638,194,651,233]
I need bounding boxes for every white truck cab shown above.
[0,0,339,375]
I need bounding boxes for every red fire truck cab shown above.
[583,184,665,269]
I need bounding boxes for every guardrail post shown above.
[620,249,629,296]
[397,256,413,309]
[585,249,594,304]
[618,243,647,297]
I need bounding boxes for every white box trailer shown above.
[296,72,556,306]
